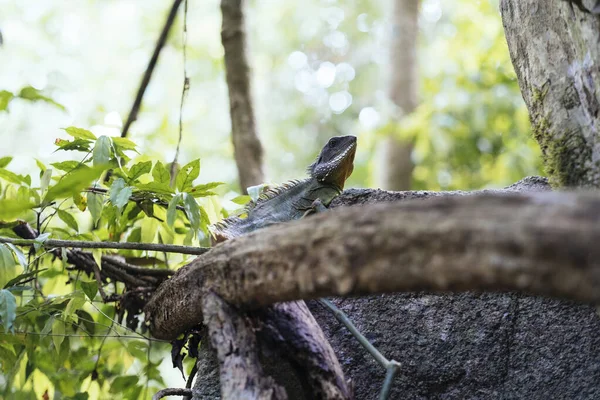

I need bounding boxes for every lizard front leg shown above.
[301,198,328,218]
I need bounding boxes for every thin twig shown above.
[152,388,192,400]
[319,299,402,399]
[185,361,198,391]
[0,237,210,255]
[378,361,401,400]
[11,331,167,342]
[170,0,189,186]
[102,255,173,277]
[92,259,109,302]
[121,0,184,138]
[318,299,390,368]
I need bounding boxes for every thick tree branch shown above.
[145,178,600,341]
[221,0,264,192]
[0,236,209,255]
[252,301,353,399]
[202,292,287,399]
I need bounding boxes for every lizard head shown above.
[308,135,357,189]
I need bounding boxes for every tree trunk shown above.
[377,0,420,190]
[501,0,600,188]
[221,0,265,193]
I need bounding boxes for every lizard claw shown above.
[301,199,328,218]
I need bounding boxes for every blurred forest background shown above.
[0,0,542,195]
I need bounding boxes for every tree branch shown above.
[0,237,209,255]
[202,291,287,399]
[146,179,600,340]
[252,301,353,399]
[152,387,192,400]
[121,0,184,138]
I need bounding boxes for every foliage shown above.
[0,130,224,399]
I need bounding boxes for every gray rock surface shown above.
[309,294,600,399]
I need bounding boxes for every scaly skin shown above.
[211,135,357,243]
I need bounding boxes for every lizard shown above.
[211,135,357,243]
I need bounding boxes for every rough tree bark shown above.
[145,177,600,341]
[501,0,600,188]
[377,0,420,190]
[221,0,264,193]
[202,292,288,399]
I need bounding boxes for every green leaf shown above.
[65,294,86,319]
[231,195,251,205]
[35,158,46,172]
[57,209,79,232]
[141,218,159,244]
[54,138,93,152]
[93,136,112,166]
[3,270,46,289]
[0,157,12,168]
[109,178,132,210]
[18,86,65,110]
[183,193,201,231]
[126,341,147,360]
[80,280,98,301]
[184,182,223,197]
[75,310,95,335]
[128,161,152,182]
[0,289,17,333]
[52,318,65,353]
[73,192,86,211]
[40,168,52,191]
[127,226,141,243]
[0,168,24,184]
[135,182,174,195]
[33,233,50,252]
[109,376,139,394]
[63,127,97,140]
[0,90,14,111]
[152,161,170,184]
[176,159,200,192]
[92,250,102,271]
[139,200,154,218]
[50,161,81,172]
[87,192,104,225]
[0,244,15,271]
[112,137,137,151]
[167,194,181,227]
[0,198,34,220]
[5,244,27,268]
[44,166,105,204]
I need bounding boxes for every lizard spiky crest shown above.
[244,179,306,213]
[210,179,307,242]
